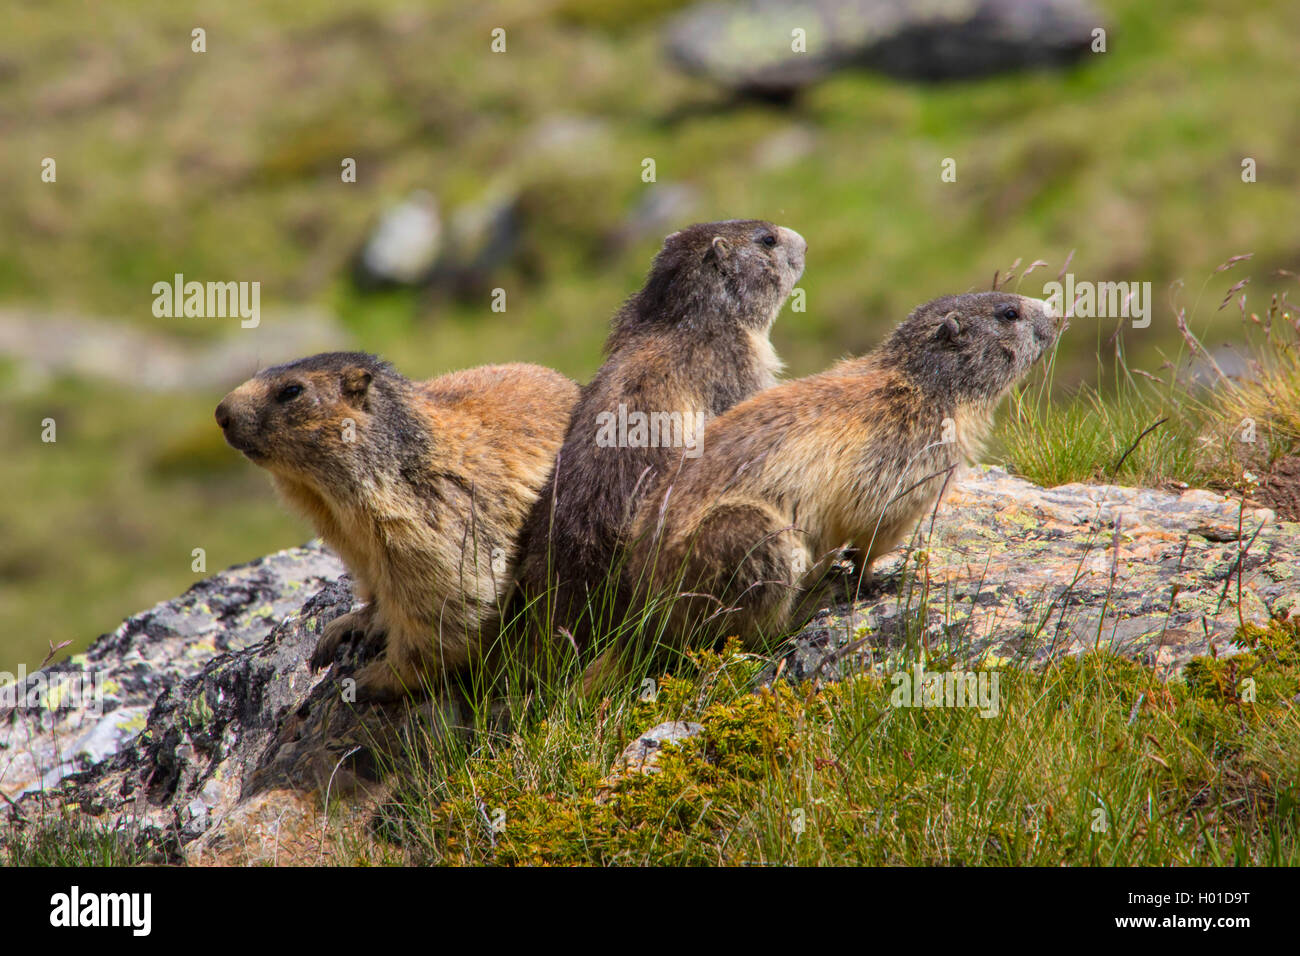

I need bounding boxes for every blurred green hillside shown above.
[2,0,1298,668]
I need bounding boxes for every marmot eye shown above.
[998,305,1020,321]
[760,234,777,247]
[276,384,304,403]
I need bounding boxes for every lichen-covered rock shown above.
[0,542,472,862]
[2,466,1295,858]
[595,721,706,801]
[0,543,344,802]
[616,721,705,775]
[665,0,1102,96]
[780,467,1298,684]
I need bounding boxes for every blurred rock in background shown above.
[0,307,346,393]
[666,0,1101,97]
[353,190,442,289]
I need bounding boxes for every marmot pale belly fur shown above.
[514,219,806,654]
[595,292,1059,687]
[215,352,579,700]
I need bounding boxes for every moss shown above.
[398,644,821,865]
[183,690,214,732]
[1185,617,1299,709]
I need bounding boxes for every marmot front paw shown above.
[350,657,414,703]
[311,604,386,672]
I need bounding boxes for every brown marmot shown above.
[215,352,578,700]
[590,292,1059,688]
[513,219,806,656]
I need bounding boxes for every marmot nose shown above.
[779,227,807,256]
[215,400,232,431]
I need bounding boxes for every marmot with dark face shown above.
[513,219,807,657]
[589,292,1060,689]
[215,353,578,700]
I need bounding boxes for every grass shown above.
[992,272,1300,491]
[1192,290,1300,464]
[328,401,1300,867]
[7,402,1300,866]
[2,809,152,867]
[10,617,1297,866]
[998,378,1205,489]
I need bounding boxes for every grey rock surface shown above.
[355,190,442,288]
[0,543,345,802]
[665,0,1102,96]
[778,467,1297,684]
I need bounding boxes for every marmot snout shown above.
[216,352,396,474]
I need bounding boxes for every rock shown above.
[664,0,1102,97]
[594,721,705,800]
[350,187,527,299]
[607,184,700,254]
[3,466,1296,857]
[433,192,526,296]
[776,467,1296,684]
[0,542,465,862]
[354,190,442,288]
[0,543,344,803]
[614,721,705,775]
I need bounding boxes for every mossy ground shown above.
[6,577,1297,867]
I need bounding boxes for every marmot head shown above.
[615,219,806,338]
[215,352,419,490]
[886,292,1060,404]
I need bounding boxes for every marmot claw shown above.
[311,605,382,671]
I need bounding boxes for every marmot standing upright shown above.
[513,219,806,655]
[215,352,578,700]
[591,292,1059,687]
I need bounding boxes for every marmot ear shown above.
[935,311,962,342]
[341,366,373,399]
[705,235,732,268]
